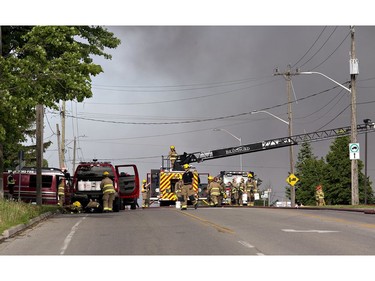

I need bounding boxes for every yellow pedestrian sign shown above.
[286,174,299,186]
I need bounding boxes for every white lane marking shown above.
[238,240,254,248]
[282,229,339,233]
[60,216,87,255]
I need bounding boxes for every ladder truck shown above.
[168,123,375,169]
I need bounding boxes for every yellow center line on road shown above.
[300,213,375,229]
[177,210,235,234]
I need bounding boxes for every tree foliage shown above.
[295,140,326,205]
[0,26,121,173]
[293,136,374,205]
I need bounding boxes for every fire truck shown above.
[72,160,140,212]
[147,169,210,206]
[219,171,257,205]
[3,167,72,205]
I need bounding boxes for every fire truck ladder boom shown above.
[171,123,375,167]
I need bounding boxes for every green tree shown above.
[0,26,121,196]
[295,140,326,206]
[323,136,372,204]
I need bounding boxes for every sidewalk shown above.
[0,211,55,242]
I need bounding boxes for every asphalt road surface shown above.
[0,207,374,255]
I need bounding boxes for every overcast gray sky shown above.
[40,25,375,202]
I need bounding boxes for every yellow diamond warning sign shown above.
[286,174,299,186]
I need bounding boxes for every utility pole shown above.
[36,104,44,205]
[350,26,359,205]
[73,137,77,173]
[56,124,63,169]
[0,26,4,199]
[60,101,66,169]
[274,65,298,208]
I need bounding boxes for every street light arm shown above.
[251,110,289,125]
[213,128,241,143]
[299,71,351,93]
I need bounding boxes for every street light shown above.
[251,110,289,125]
[298,70,359,205]
[213,128,242,171]
[251,110,293,206]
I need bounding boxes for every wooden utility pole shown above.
[36,104,44,205]
[350,26,359,205]
[73,137,77,173]
[56,124,63,169]
[274,65,298,208]
[0,26,4,199]
[60,101,66,169]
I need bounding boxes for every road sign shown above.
[349,143,360,160]
[286,173,299,186]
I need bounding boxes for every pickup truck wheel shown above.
[130,201,137,210]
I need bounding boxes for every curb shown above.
[0,211,55,242]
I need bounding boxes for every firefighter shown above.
[168,145,178,170]
[85,199,101,212]
[218,178,226,206]
[226,181,233,205]
[238,178,245,206]
[181,164,198,210]
[100,171,116,212]
[315,185,326,206]
[175,174,183,204]
[7,171,16,200]
[68,201,83,213]
[245,173,256,206]
[141,179,151,208]
[57,178,65,206]
[207,176,221,207]
[231,178,241,205]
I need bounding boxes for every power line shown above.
[292,26,327,68]
[297,26,338,69]
[62,84,343,125]
[309,30,351,71]
[87,77,279,105]
[92,75,271,92]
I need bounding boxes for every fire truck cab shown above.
[72,161,139,212]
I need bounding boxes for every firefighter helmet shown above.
[103,171,110,176]
[208,176,214,181]
[142,179,146,183]
[73,201,82,208]
[170,145,175,149]
[183,164,190,169]
[247,173,253,178]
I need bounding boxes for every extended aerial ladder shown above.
[163,123,375,170]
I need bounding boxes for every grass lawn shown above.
[0,199,59,234]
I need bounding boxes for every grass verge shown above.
[0,199,59,234]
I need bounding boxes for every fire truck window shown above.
[76,166,113,181]
[29,175,53,188]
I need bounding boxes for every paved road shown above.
[0,207,374,255]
